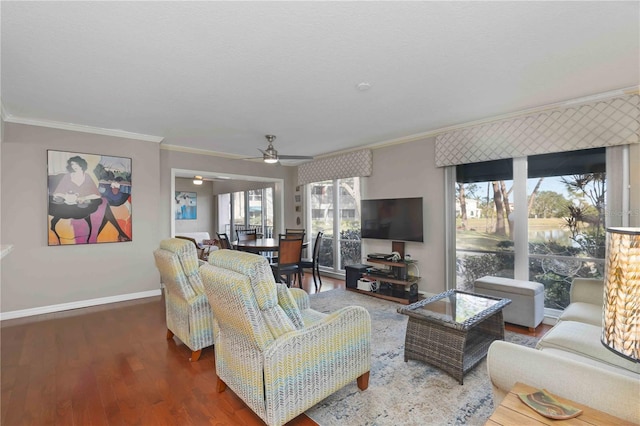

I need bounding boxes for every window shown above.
[527,149,606,310]
[308,177,361,272]
[455,159,515,291]
[224,188,274,238]
[454,148,608,311]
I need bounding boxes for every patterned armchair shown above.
[201,250,371,426]
[153,238,214,361]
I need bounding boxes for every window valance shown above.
[298,149,372,185]
[435,93,639,167]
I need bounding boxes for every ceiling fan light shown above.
[263,144,279,163]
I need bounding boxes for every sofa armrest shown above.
[570,278,604,306]
[487,341,640,424]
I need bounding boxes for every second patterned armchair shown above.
[201,250,371,426]
[153,238,214,361]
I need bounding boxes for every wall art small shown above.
[48,150,132,245]
[175,191,197,220]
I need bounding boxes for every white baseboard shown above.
[0,289,162,321]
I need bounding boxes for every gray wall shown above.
[0,125,298,316]
[1,123,161,313]
[0,128,445,315]
[4,122,633,315]
[175,178,214,236]
[362,137,446,295]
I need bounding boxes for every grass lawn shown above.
[456,218,567,251]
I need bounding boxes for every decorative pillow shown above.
[202,239,218,246]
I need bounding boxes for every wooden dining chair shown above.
[175,235,206,260]
[270,234,304,288]
[237,228,258,242]
[300,231,324,292]
[285,228,305,235]
[216,232,233,250]
[286,228,306,257]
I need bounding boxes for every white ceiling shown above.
[2,1,638,162]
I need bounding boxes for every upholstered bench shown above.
[474,276,544,331]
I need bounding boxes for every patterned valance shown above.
[298,149,372,185]
[435,93,640,167]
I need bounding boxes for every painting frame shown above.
[47,149,132,246]
[175,191,197,220]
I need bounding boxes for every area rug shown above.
[305,289,539,426]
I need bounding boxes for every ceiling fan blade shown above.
[278,155,314,160]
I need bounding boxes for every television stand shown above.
[347,243,420,304]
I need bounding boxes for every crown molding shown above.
[160,143,245,159]
[1,112,164,143]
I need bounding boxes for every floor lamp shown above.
[601,227,640,362]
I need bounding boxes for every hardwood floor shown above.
[1,274,548,426]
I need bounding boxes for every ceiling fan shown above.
[256,135,314,164]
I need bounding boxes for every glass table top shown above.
[398,290,511,328]
[420,292,501,323]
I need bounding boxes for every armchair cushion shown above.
[569,278,604,306]
[159,238,204,294]
[200,263,275,350]
[536,320,640,374]
[558,301,602,326]
[208,250,301,337]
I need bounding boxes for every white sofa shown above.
[487,278,640,423]
[537,278,639,376]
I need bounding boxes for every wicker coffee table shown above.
[397,289,511,384]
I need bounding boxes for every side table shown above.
[486,382,636,425]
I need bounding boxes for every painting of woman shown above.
[48,150,132,245]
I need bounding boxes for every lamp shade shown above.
[601,227,640,362]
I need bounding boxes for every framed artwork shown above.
[175,191,197,220]
[48,150,132,245]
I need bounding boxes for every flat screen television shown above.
[361,197,424,242]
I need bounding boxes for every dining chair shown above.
[237,228,258,242]
[286,228,306,258]
[270,234,304,288]
[175,235,206,260]
[285,228,305,235]
[216,232,233,250]
[300,231,324,292]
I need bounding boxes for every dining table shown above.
[233,238,309,254]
